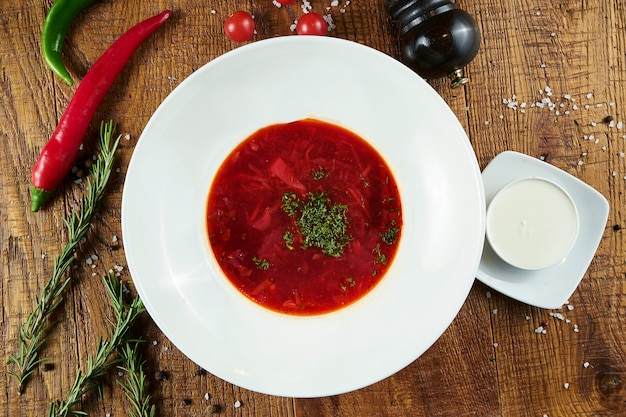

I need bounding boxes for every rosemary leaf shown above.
[7,121,121,394]
[117,342,156,417]
[48,272,146,417]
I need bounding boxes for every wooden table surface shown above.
[2,1,625,416]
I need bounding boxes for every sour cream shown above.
[486,177,579,270]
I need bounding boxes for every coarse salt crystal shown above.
[535,326,545,334]
[583,361,590,368]
[564,383,570,389]
[618,122,623,129]
[234,400,242,408]
[492,309,498,315]
[205,393,210,401]
[124,134,131,140]
[587,93,593,99]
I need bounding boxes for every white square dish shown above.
[476,151,609,309]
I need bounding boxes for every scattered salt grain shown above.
[583,361,590,368]
[492,309,498,315]
[574,324,580,332]
[493,343,498,348]
[564,383,570,389]
[596,103,603,108]
[205,393,210,401]
[152,340,158,346]
[586,93,593,99]
[550,312,565,321]
[41,252,46,259]
[234,400,242,408]
[591,121,597,127]
[124,134,131,141]
[535,326,547,334]
[272,0,283,7]
[486,291,492,299]
[323,14,336,30]
[618,121,623,129]
[578,160,584,166]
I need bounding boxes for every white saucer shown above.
[476,151,609,309]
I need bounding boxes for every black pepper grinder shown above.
[385,0,481,88]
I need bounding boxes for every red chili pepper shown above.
[30,10,172,212]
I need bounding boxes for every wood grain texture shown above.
[1,0,625,416]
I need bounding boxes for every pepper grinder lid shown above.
[386,0,481,88]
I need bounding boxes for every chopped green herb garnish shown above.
[281,191,352,258]
[373,243,387,265]
[282,192,300,217]
[283,231,294,250]
[252,257,271,270]
[340,276,356,292]
[311,166,328,180]
[380,225,400,245]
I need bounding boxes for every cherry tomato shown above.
[224,11,255,42]
[296,12,328,36]
[276,0,295,4]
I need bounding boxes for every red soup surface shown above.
[206,119,402,315]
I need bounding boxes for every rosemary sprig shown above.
[117,342,156,417]
[7,121,121,394]
[48,272,146,417]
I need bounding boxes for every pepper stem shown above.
[30,185,52,212]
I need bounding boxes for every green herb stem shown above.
[117,342,156,417]
[48,272,146,417]
[7,121,121,394]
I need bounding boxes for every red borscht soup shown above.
[206,119,402,315]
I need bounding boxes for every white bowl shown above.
[121,36,485,397]
[486,176,579,270]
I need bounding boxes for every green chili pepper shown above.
[41,0,102,85]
